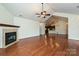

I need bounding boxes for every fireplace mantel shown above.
[0,24,19,48]
[0,23,20,28]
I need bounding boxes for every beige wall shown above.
[49,17,68,34]
[53,12,79,40]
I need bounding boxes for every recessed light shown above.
[76,6,79,8]
[19,14,23,17]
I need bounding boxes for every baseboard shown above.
[19,35,43,40]
[50,33,67,35]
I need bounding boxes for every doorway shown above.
[45,15,68,39]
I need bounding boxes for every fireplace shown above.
[3,29,18,48]
[0,24,19,48]
[5,32,17,45]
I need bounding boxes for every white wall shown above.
[0,28,3,48]
[39,23,45,35]
[53,12,79,40]
[49,20,67,34]
[13,17,40,39]
[0,4,13,24]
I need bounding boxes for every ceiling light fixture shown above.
[36,3,50,18]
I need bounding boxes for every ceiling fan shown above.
[36,3,50,18]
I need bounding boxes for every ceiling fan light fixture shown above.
[41,14,45,17]
[36,3,50,18]
[41,11,46,15]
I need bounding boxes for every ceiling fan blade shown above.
[36,13,40,15]
[37,15,41,17]
[43,11,46,13]
[45,14,50,16]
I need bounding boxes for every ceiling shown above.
[49,3,79,14]
[1,3,79,22]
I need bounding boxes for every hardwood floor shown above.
[0,34,79,56]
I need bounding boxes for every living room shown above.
[0,3,79,56]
